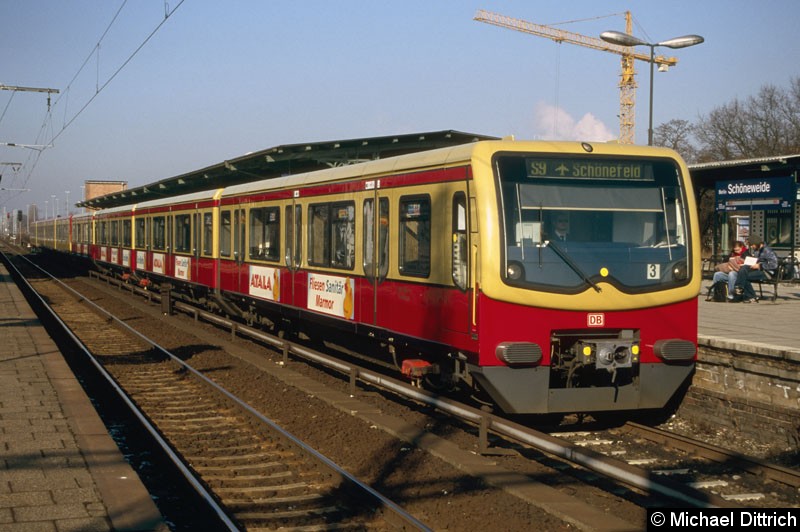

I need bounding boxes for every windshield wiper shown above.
[546,240,602,293]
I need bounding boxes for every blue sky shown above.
[1,0,798,215]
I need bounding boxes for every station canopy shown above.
[79,130,498,210]
[689,154,800,190]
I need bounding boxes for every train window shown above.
[122,220,132,247]
[202,213,213,255]
[285,205,302,269]
[98,221,108,245]
[452,192,468,290]
[174,214,191,253]
[249,207,280,261]
[220,211,232,257]
[308,204,330,267]
[308,202,355,269]
[135,218,146,248]
[399,196,431,277]
[363,198,389,280]
[110,221,119,246]
[331,202,355,269]
[152,216,166,251]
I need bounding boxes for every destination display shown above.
[526,158,653,180]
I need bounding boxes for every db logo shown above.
[587,313,605,327]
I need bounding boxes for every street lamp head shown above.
[657,35,704,49]
[601,31,705,50]
[600,30,648,47]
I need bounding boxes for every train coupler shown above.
[401,359,438,388]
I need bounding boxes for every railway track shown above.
[551,422,799,507]
[3,248,427,531]
[7,244,799,529]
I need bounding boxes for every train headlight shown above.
[672,260,688,281]
[507,261,525,281]
[496,342,542,365]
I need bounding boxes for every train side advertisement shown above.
[307,272,355,320]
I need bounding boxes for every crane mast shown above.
[474,9,678,144]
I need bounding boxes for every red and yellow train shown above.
[32,139,701,416]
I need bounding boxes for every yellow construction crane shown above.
[474,9,678,144]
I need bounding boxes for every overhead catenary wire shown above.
[46,0,188,146]
[2,0,188,209]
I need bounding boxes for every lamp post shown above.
[600,30,704,146]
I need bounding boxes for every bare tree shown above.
[693,77,800,161]
[653,119,699,163]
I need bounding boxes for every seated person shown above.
[710,240,747,301]
[733,236,778,303]
[547,214,570,242]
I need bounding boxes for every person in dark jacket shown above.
[733,235,779,303]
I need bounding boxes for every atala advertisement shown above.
[249,265,280,302]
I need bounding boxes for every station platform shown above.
[0,261,166,531]
[698,280,800,357]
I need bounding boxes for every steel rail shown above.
[18,254,431,531]
[623,422,800,488]
[1,251,242,531]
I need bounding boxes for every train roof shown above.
[220,142,480,198]
[80,130,497,210]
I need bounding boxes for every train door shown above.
[166,212,174,277]
[451,191,474,336]
[233,207,247,294]
[218,208,234,292]
[192,211,201,282]
[361,193,389,325]
[284,202,302,307]
[198,210,216,288]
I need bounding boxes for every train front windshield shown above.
[496,154,691,293]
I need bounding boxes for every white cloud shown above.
[533,102,616,142]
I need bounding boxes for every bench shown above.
[754,265,784,302]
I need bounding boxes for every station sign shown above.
[715,176,794,211]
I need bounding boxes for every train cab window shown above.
[452,192,468,290]
[135,218,146,249]
[220,210,232,257]
[363,198,389,280]
[285,205,302,269]
[202,213,213,256]
[122,220,132,247]
[152,216,166,251]
[174,214,191,253]
[249,207,280,261]
[399,196,431,277]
